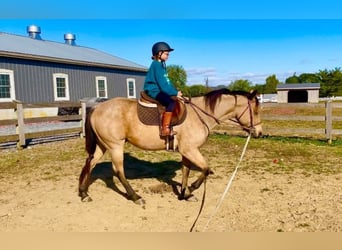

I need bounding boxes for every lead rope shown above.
[194,133,252,232]
[189,177,206,232]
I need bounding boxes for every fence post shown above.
[15,101,26,149]
[81,101,87,138]
[325,100,332,144]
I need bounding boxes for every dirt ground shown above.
[0,138,341,232]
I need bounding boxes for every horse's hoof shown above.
[81,196,93,202]
[186,195,198,202]
[134,198,146,208]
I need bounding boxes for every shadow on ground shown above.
[89,153,182,199]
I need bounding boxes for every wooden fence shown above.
[0,100,342,149]
[261,101,342,143]
[0,101,87,149]
[212,101,342,142]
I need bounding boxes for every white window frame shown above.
[53,73,69,101]
[126,78,136,98]
[96,76,108,98]
[0,69,16,102]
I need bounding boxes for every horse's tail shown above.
[85,108,97,157]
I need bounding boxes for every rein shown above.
[181,96,259,133]
[181,96,221,135]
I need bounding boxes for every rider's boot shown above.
[160,112,177,137]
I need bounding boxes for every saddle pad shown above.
[137,103,160,126]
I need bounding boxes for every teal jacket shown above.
[144,60,178,99]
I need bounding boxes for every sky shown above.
[1,0,342,87]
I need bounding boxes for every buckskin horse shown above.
[78,88,262,205]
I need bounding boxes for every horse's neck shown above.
[192,95,236,113]
[189,95,236,125]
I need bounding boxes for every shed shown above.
[0,25,148,104]
[276,83,320,103]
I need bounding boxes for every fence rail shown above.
[262,102,342,142]
[0,101,86,149]
[213,101,342,142]
[1,100,342,149]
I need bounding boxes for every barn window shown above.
[0,69,16,102]
[53,73,69,101]
[0,69,15,102]
[126,78,136,98]
[96,76,108,98]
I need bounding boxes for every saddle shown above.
[138,91,187,127]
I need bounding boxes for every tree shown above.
[263,74,280,94]
[253,84,265,94]
[317,68,342,97]
[185,84,209,97]
[167,65,187,91]
[298,73,320,83]
[228,79,252,91]
[285,73,300,83]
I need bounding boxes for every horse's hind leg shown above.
[79,145,105,202]
[108,143,144,206]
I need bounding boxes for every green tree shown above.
[285,73,300,83]
[263,74,280,94]
[253,84,265,94]
[185,84,209,97]
[317,68,342,97]
[298,73,320,83]
[167,65,187,91]
[228,79,252,91]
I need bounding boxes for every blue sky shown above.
[1,0,342,86]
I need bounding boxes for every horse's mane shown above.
[204,88,258,112]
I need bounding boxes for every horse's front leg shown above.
[179,152,211,200]
[179,158,191,200]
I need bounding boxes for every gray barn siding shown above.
[0,57,146,103]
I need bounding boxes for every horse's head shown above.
[234,90,262,137]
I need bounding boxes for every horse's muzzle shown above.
[251,124,262,138]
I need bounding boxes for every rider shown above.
[144,41,182,137]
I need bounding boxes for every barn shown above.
[276,83,320,103]
[0,25,147,104]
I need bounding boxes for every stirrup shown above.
[165,134,177,151]
[160,128,177,137]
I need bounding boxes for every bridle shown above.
[181,95,260,134]
[229,97,261,133]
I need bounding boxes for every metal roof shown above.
[0,32,147,72]
[277,83,320,90]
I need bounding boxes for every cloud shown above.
[186,67,217,77]
[185,67,218,85]
[185,67,295,86]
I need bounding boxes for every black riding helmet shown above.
[152,42,174,56]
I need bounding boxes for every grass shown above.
[1,101,342,180]
[0,133,340,191]
[205,134,342,175]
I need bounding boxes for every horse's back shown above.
[90,97,137,137]
[93,97,136,116]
